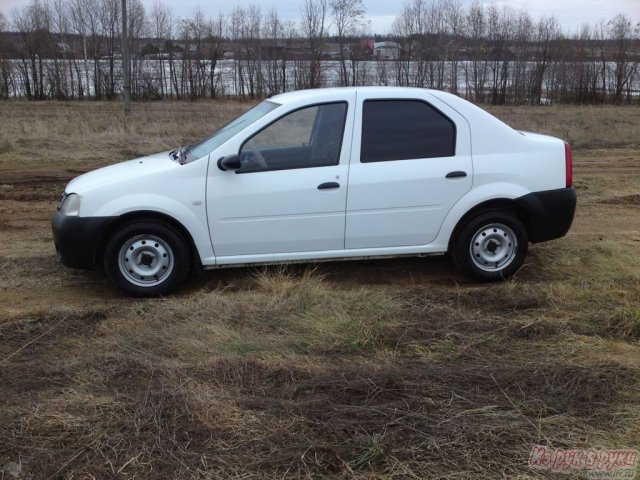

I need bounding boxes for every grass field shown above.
[0,100,639,479]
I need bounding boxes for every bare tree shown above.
[206,14,226,98]
[529,15,561,104]
[279,19,299,93]
[566,24,599,103]
[444,0,463,94]
[263,9,294,95]
[392,0,428,87]
[99,0,120,98]
[0,13,12,98]
[0,0,638,103]
[512,8,534,104]
[464,1,488,101]
[51,0,75,98]
[149,2,171,97]
[85,0,103,99]
[229,6,246,97]
[68,0,94,98]
[178,7,202,98]
[486,6,526,104]
[12,0,55,99]
[607,14,637,103]
[425,0,450,90]
[330,0,365,86]
[300,0,327,89]
[239,5,264,98]
[126,0,146,98]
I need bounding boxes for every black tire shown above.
[452,210,528,282]
[104,220,190,297]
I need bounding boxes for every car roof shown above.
[269,87,480,120]
[270,86,448,104]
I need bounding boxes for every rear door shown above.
[345,91,472,249]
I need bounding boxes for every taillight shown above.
[564,142,572,188]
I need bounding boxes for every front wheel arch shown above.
[94,211,201,270]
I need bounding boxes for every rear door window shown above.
[361,99,456,163]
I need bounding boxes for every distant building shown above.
[361,38,375,53]
[56,42,72,55]
[373,41,400,60]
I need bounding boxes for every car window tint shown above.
[361,100,455,163]
[240,102,347,172]
[251,107,316,149]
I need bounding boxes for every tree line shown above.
[0,0,638,104]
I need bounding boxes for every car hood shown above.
[65,151,175,193]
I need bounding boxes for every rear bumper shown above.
[516,187,577,243]
[52,212,116,269]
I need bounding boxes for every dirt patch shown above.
[0,219,30,230]
[0,175,67,187]
[0,172,68,203]
[2,352,636,478]
[0,308,111,356]
[0,190,60,202]
[178,358,636,475]
[600,194,640,206]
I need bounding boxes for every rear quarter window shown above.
[361,99,456,163]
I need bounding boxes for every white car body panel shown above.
[61,87,569,270]
[68,151,216,263]
[206,91,356,258]
[344,90,473,249]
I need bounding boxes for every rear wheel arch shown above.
[448,198,532,252]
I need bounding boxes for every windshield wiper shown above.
[170,144,193,165]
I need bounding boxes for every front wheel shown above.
[104,221,190,296]
[452,211,528,282]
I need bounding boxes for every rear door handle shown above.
[317,182,340,190]
[446,171,467,179]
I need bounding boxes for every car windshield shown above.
[184,100,280,163]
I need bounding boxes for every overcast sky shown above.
[0,0,638,34]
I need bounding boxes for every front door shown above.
[207,98,354,260]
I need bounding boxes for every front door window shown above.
[239,102,347,173]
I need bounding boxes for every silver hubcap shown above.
[470,223,517,272]
[118,235,174,287]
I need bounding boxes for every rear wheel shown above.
[104,221,190,296]
[452,211,528,282]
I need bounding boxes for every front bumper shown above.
[516,187,577,243]
[52,212,116,269]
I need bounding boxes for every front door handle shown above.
[446,171,467,179]
[317,182,340,190]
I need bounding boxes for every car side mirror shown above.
[217,154,242,172]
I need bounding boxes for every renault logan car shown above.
[52,87,576,296]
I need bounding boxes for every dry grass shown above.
[0,100,250,168]
[0,100,639,479]
[488,104,640,150]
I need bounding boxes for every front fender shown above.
[92,193,215,263]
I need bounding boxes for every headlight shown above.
[59,193,81,216]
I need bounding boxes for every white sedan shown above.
[52,87,576,296]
